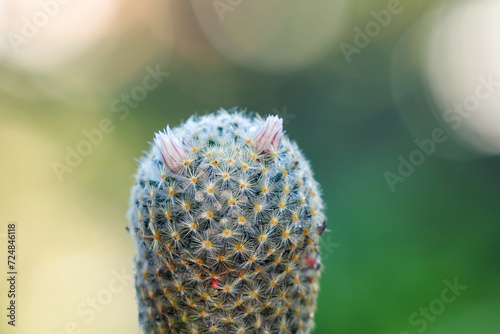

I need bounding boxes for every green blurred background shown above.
[1,0,499,333]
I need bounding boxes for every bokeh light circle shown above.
[0,0,175,101]
[423,0,500,154]
[191,0,349,72]
[0,0,119,70]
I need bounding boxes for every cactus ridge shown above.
[128,110,326,334]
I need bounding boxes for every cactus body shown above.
[128,111,326,334]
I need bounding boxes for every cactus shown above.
[128,110,326,334]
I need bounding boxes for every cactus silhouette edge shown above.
[128,109,327,334]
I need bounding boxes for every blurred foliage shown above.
[0,0,499,333]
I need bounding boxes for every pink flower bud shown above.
[154,126,188,173]
[253,115,284,152]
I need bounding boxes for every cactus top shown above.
[128,110,326,334]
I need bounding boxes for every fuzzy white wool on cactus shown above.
[156,115,284,174]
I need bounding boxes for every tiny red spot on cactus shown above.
[211,279,219,289]
[305,256,321,270]
[305,256,317,268]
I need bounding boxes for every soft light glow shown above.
[424,0,500,154]
[190,0,349,72]
[1,0,119,70]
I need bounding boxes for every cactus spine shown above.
[128,110,326,334]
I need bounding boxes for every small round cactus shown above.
[128,110,326,334]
